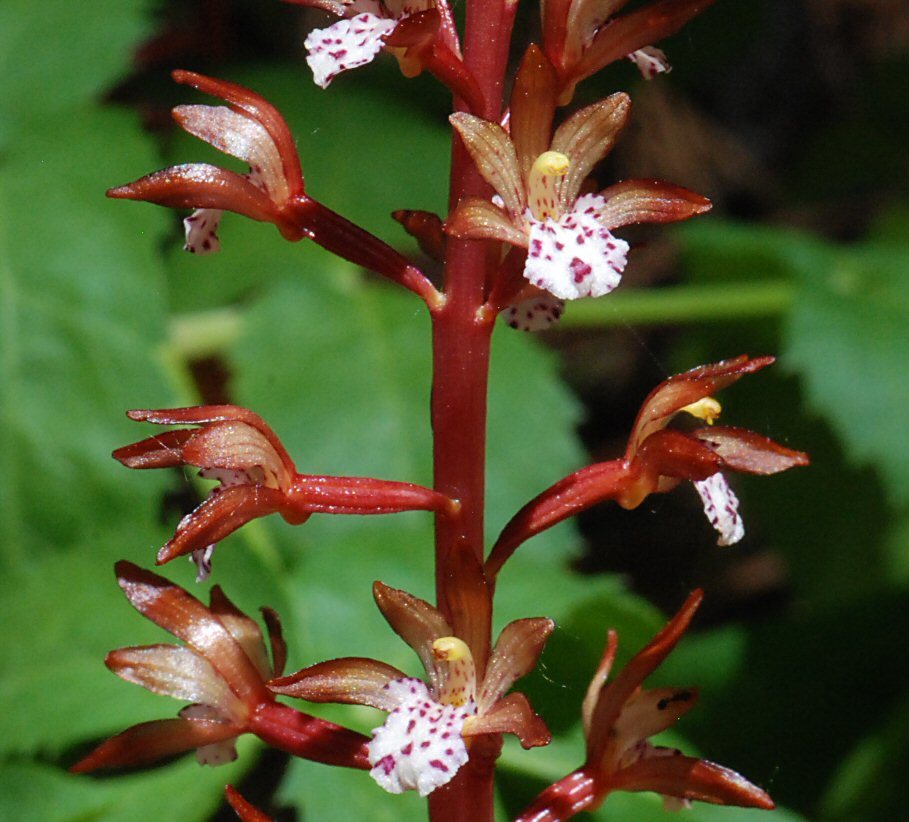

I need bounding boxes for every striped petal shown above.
[449,113,524,216]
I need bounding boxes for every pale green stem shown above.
[559,281,794,328]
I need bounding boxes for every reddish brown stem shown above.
[515,768,600,821]
[429,1,515,820]
[249,702,370,770]
[427,735,503,821]
[289,198,441,307]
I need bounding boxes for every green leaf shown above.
[0,748,252,822]
[785,236,909,504]
[0,108,173,567]
[0,0,156,146]
[819,688,909,821]
[278,756,425,821]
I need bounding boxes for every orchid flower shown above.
[488,356,809,577]
[108,71,439,302]
[289,0,483,109]
[71,563,369,774]
[516,591,774,819]
[270,582,552,796]
[541,0,716,103]
[446,45,710,331]
[109,70,306,255]
[113,405,456,578]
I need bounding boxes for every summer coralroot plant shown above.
[75,1,809,820]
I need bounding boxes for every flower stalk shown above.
[84,0,801,818]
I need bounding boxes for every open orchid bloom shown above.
[516,591,774,820]
[289,0,482,109]
[270,582,552,796]
[446,46,710,331]
[108,71,306,254]
[488,356,809,576]
[541,0,716,103]
[113,405,456,578]
[71,563,368,774]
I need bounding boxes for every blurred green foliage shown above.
[1,1,908,820]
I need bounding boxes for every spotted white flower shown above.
[502,292,565,332]
[114,404,454,575]
[447,100,632,323]
[627,46,671,79]
[184,167,269,256]
[693,472,744,546]
[305,11,397,88]
[296,0,445,88]
[540,0,711,103]
[270,583,553,796]
[368,677,473,795]
[489,357,809,576]
[445,48,711,331]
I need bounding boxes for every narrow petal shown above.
[582,630,618,736]
[510,45,559,180]
[368,679,471,796]
[479,618,554,712]
[502,293,565,331]
[595,179,711,230]
[632,428,723,488]
[125,405,297,475]
[567,1,632,46]
[575,0,717,88]
[173,105,289,202]
[157,484,287,565]
[614,687,698,759]
[693,473,744,546]
[449,113,524,216]
[611,754,774,809]
[261,607,287,678]
[209,586,273,680]
[550,94,630,211]
[692,426,810,475]
[304,14,396,88]
[627,46,671,78]
[269,657,406,711]
[445,198,527,247]
[114,561,270,706]
[373,583,452,693]
[172,71,304,198]
[107,164,278,224]
[106,644,243,715]
[464,692,550,749]
[627,355,775,457]
[70,718,239,772]
[435,547,492,683]
[112,428,196,469]
[525,199,629,300]
[183,208,223,254]
[586,590,703,764]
